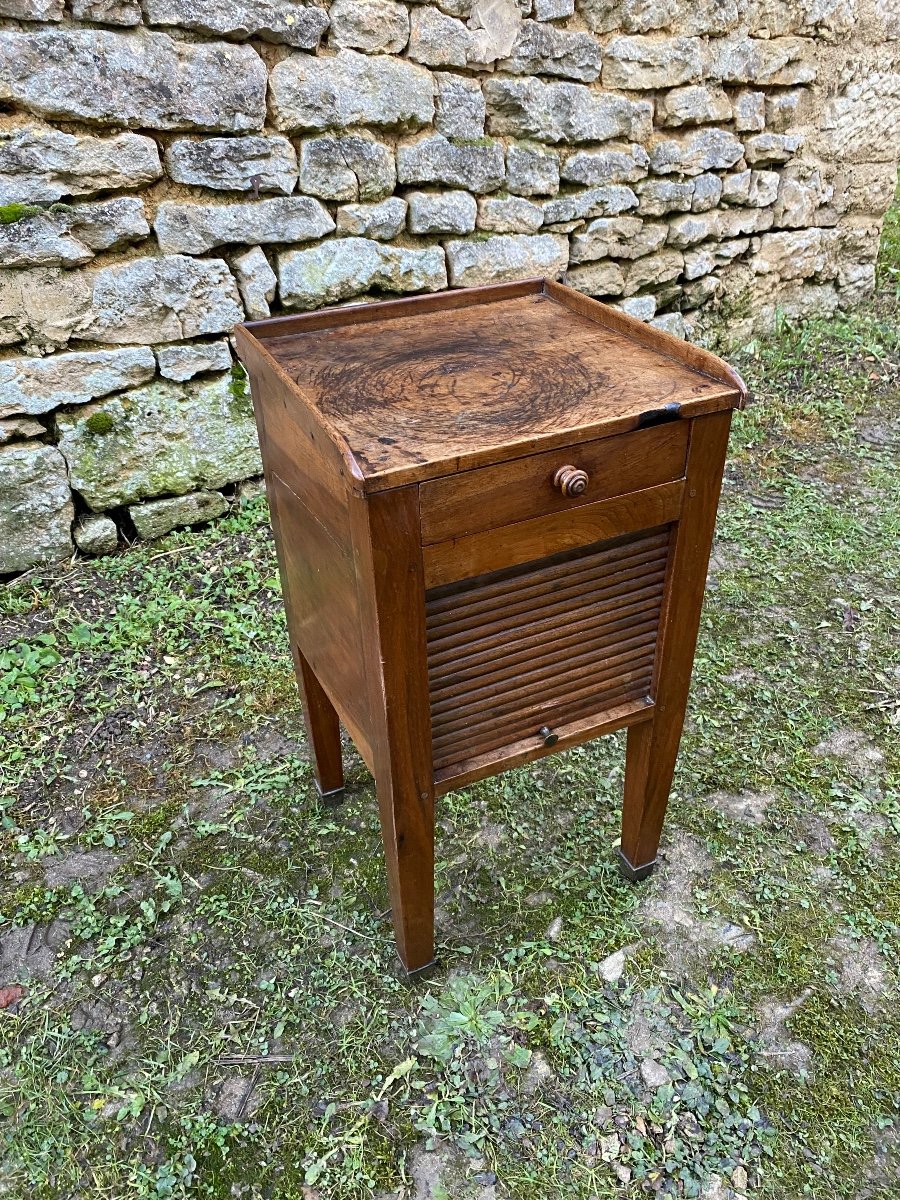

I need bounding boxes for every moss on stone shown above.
[0,203,41,224]
[85,410,115,436]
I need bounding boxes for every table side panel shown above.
[245,351,374,767]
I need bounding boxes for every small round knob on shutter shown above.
[553,465,589,497]
[539,726,558,747]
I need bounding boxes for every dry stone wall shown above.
[0,0,898,572]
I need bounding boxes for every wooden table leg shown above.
[353,486,437,979]
[619,410,733,880]
[294,648,344,804]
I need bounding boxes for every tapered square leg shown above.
[619,411,734,879]
[294,648,344,804]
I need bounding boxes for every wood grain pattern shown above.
[620,410,733,873]
[350,486,436,975]
[419,422,688,545]
[433,697,654,794]
[253,283,743,492]
[426,528,670,772]
[424,481,684,589]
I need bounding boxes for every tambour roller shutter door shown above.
[426,528,672,772]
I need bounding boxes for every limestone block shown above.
[753,228,825,278]
[477,195,544,233]
[691,173,722,212]
[299,134,396,201]
[772,164,831,226]
[407,190,477,234]
[230,246,278,319]
[507,143,560,195]
[0,31,267,132]
[466,0,526,61]
[649,128,744,175]
[744,132,802,165]
[673,0,740,35]
[542,184,638,224]
[0,128,161,205]
[748,169,780,208]
[566,260,627,296]
[569,215,667,261]
[408,7,473,67]
[650,312,685,338]
[0,0,62,15]
[656,85,732,127]
[712,36,816,86]
[154,197,334,255]
[484,76,652,143]
[602,36,709,90]
[718,206,774,237]
[844,163,898,217]
[434,73,486,139]
[329,0,410,52]
[533,0,574,18]
[336,197,408,239]
[721,170,751,205]
[141,0,329,47]
[500,20,602,82]
[165,136,298,195]
[0,267,93,350]
[667,210,721,247]
[0,347,156,418]
[616,295,656,319]
[74,514,118,556]
[814,68,900,164]
[156,340,232,382]
[623,248,683,294]
[0,442,73,573]
[74,255,245,345]
[270,49,434,133]
[636,178,694,215]
[765,89,806,132]
[560,142,649,186]
[746,0,853,37]
[279,238,447,308]
[683,236,749,279]
[445,232,568,286]
[56,375,261,510]
[580,0,676,35]
[0,197,149,268]
[71,0,141,22]
[732,90,765,132]
[0,417,45,445]
[129,490,228,540]
[397,134,505,194]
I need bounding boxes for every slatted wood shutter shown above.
[426,527,672,772]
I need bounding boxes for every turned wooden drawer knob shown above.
[553,464,589,497]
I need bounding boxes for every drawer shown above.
[418,420,689,546]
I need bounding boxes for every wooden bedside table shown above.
[235,279,747,979]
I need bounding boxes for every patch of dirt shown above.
[756,990,814,1077]
[705,790,777,825]
[43,848,122,891]
[857,1122,900,1197]
[210,1074,261,1121]
[814,728,885,778]
[400,1142,497,1200]
[0,919,71,981]
[637,833,755,974]
[827,934,889,1014]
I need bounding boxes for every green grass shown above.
[1,199,898,1199]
